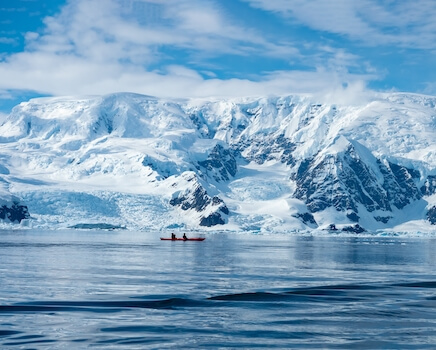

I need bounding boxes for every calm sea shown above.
[1,229,436,349]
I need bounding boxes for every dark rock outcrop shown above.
[379,161,421,209]
[198,144,237,182]
[427,206,436,225]
[421,176,436,196]
[237,133,296,166]
[341,224,365,233]
[0,202,30,223]
[374,216,392,223]
[294,142,390,213]
[170,174,228,226]
[200,212,225,226]
[293,212,317,227]
[293,138,422,225]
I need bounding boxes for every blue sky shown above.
[1,0,436,114]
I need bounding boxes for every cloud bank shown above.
[0,0,435,107]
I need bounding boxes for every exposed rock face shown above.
[427,206,436,225]
[342,224,365,233]
[293,138,423,226]
[197,144,237,182]
[170,173,228,227]
[0,202,30,223]
[421,176,436,196]
[200,212,226,227]
[293,212,317,227]
[237,133,296,166]
[379,161,421,210]
[294,140,385,213]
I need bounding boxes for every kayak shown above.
[160,237,205,241]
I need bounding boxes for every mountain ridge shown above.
[0,92,435,232]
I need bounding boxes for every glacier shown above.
[0,92,435,233]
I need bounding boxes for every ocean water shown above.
[1,230,436,349]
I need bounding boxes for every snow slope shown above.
[0,92,435,233]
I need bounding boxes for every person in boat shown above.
[183,233,188,240]
[171,232,176,240]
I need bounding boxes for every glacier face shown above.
[0,92,435,232]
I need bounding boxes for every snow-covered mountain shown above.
[0,92,435,233]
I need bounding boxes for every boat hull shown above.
[160,238,205,241]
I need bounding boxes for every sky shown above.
[1,0,436,114]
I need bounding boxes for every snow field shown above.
[0,92,435,232]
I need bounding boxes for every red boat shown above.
[160,237,205,241]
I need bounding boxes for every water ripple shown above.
[2,232,436,349]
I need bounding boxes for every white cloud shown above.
[242,0,436,49]
[423,81,436,96]
[316,80,373,106]
[164,65,203,80]
[241,0,374,36]
[0,0,374,100]
[0,37,16,44]
[6,0,301,64]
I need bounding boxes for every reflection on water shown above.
[1,230,436,348]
